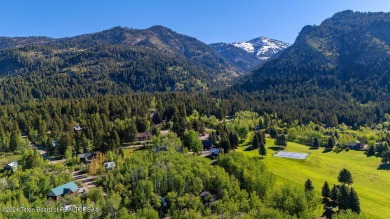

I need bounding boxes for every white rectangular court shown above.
[273,151,310,160]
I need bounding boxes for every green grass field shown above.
[237,139,390,219]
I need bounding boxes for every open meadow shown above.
[237,139,390,219]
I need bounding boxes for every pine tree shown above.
[275,134,287,148]
[229,131,239,149]
[304,179,314,192]
[367,145,375,156]
[349,187,360,214]
[322,181,330,198]
[269,127,277,138]
[338,168,353,185]
[330,184,338,202]
[259,141,267,158]
[9,131,20,152]
[327,137,334,149]
[312,137,320,148]
[252,134,260,149]
[260,131,266,145]
[338,184,350,210]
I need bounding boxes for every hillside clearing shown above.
[237,139,390,219]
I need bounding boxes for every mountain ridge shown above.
[210,36,289,72]
[239,10,390,103]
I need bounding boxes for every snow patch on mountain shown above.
[232,42,255,53]
[232,37,289,60]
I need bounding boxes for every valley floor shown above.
[237,139,390,219]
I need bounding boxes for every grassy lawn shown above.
[236,139,390,219]
[0,153,22,167]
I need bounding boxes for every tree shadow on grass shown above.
[322,148,332,153]
[332,148,343,154]
[244,146,254,151]
[268,146,282,151]
[377,163,390,170]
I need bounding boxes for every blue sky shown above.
[1,0,390,44]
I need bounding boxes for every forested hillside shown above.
[242,11,390,103]
[0,26,240,98]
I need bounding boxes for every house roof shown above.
[137,132,152,138]
[7,161,18,167]
[77,153,93,159]
[48,181,79,197]
[73,125,82,131]
[346,142,360,147]
[104,162,116,169]
[210,148,220,155]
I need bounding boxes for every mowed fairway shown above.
[237,139,390,219]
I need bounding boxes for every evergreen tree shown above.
[258,119,263,129]
[269,127,277,138]
[349,187,360,214]
[312,137,320,148]
[327,137,334,149]
[337,184,350,210]
[229,131,239,149]
[258,141,267,158]
[322,181,330,198]
[9,131,20,152]
[367,145,375,156]
[330,184,338,202]
[304,179,314,192]
[252,134,260,149]
[338,168,353,185]
[381,151,390,164]
[274,134,287,148]
[260,131,266,145]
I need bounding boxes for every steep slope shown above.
[0,26,239,98]
[210,37,289,72]
[241,11,390,102]
[210,42,262,72]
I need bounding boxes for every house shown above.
[4,161,18,172]
[47,181,79,201]
[345,142,361,150]
[73,125,82,131]
[104,162,116,170]
[210,148,221,156]
[77,153,94,163]
[137,132,152,141]
[202,140,213,150]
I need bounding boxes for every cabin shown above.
[202,140,213,150]
[345,142,362,150]
[77,152,94,163]
[104,162,116,170]
[137,132,152,141]
[4,161,18,172]
[47,181,79,201]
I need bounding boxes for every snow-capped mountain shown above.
[210,37,289,72]
[233,37,290,60]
